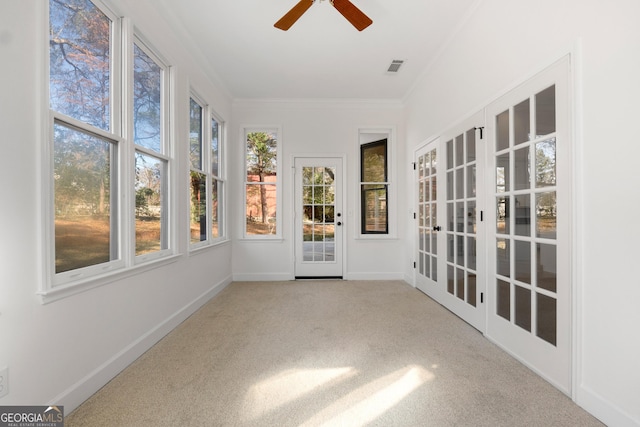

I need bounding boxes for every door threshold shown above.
[295,276,343,280]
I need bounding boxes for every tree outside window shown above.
[245,130,278,236]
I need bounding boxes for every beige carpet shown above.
[66,280,603,426]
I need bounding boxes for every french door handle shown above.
[433,225,441,232]
[337,222,343,226]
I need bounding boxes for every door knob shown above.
[337,222,342,226]
[433,225,441,231]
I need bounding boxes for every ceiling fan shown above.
[274,0,373,31]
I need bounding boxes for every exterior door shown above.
[485,56,571,393]
[294,157,344,278]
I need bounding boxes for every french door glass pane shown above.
[514,98,531,145]
[536,86,556,136]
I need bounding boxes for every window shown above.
[46,0,176,293]
[133,39,170,260]
[244,129,279,237]
[189,95,225,248]
[360,139,389,234]
[49,0,122,280]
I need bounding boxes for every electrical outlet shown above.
[0,367,8,398]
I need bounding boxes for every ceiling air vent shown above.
[387,59,404,73]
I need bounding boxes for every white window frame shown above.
[242,126,282,240]
[39,0,178,303]
[131,33,174,264]
[357,127,397,239]
[188,91,227,251]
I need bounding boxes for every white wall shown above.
[231,100,408,281]
[0,1,232,413]
[403,0,640,425]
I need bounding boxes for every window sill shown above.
[189,238,231,254]
[38,254,181,304]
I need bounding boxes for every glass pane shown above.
[362,185,388,233]
[430,175,438,200]
[362,141,386,182]
[303,242,313,261]
[303,167,312,185]
[515,240,531,284]
[447,235,454,263]
[419,154,426,178]
[456,168,464,200]
[466,128,476,162]
[537,243,557,292]
[325,206,335,223]
[514,194,531,236]
[497,279,510,320]
[467,273,477,307]
[419,180,425,203]
[433,255,438,280]
[537,293,557,346]
[455,135,464,167]
[496,110,510,151]
[189,99,202,170]
[447,265,455,294]
[432,231,438,256]
[514,146,531,190]
[467,236,477,270]
[324,167,336,185]
[456,267,465,300]
[496,153,509,192]
[325,242,335,261]
[446,140,454,169]
[50,0,111,131]
[211,118,219,176]
[536,192,556,239]
[447,203,454,232]
[133,44,162,153]
[456,202,464,233]
[497,238,510,277]
[457,235,465,266]
[466,165,476,198]
[303,186,313,204]
[431,149,437,174]
[536,85,556,137]
[246,183,277,235]
[514,98,530,145]
[536,138,556,187]
[515,285,532,332]
[497,196,510,235]
[314,206,325,223]
[211,178,220,238]
[246,131,277,182]
[432,203,438,230]
[135,152,165,255]
[54,123,114,273]
[446,171,454,200]
[466,201,476,234]
[190,172,207,243]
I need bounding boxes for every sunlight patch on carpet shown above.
[301,365,434,426]
[244,367,357,419]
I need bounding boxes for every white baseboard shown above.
[576,384,640,427]
[55,275,233,414]
[232,272,294,281]
[343,272,405,281]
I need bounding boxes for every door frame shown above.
[292,154,347,279]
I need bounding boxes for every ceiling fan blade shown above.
[332,0,372,31]
[274,0,314,31]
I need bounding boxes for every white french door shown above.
[485,56,571,393]
[294,157,344,278]
[415,111,486,332]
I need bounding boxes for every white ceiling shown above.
[153,0,479,100]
